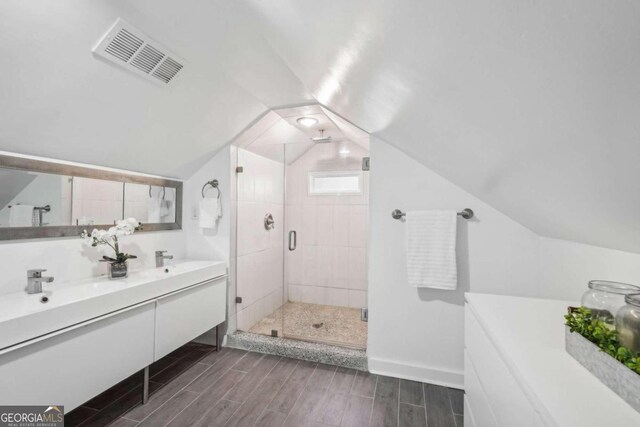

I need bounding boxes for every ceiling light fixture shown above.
[339,147,350,156]
[296,117,318,127]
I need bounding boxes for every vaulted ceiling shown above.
[1,0,639,252]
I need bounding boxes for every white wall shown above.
[183,145,232,262]
[182,144,234,343]
[368,138,541,388]
[286,141,369,308]
[235,149,284,331]
[539,237,640,302]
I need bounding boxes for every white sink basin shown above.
[0,259,227,351]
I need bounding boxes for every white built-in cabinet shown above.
[0,276,226,410]
[155,278,226,359]
[464,293,640,427]
[464,305,544,427]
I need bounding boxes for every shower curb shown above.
[227,331,368,371]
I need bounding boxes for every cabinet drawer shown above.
[465,306,537,427]
[154,277,226,360]
[465,351,498,427]
[0,301,155,410]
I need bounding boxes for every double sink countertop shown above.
[0,259,226,352]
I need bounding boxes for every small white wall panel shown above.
[0,301,155,410]
[154,278,226,360]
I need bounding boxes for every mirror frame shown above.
[0,154,182,240]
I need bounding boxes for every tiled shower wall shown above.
[236,148,284,331]
[285,141,369,308]
[72,177,123,225]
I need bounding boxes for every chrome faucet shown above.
[27,269,54,294]
[155,250,174,267]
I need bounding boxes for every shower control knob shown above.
[264,213,275,230]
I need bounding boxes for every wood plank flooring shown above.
[66,342,464,427]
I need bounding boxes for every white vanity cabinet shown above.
[0,301,156,410]
[154,277,226,359]
[465,293,640,427]
[0,260,227,410]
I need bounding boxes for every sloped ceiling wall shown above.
[0,0,309,178]
[1,0,639,253]
[245,0,640,253]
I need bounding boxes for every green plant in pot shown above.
[81,218,143,279]
[565,306,640,375]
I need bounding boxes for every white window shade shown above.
[308,171,362,195]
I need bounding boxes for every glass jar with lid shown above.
[581,280,640,327]
[615,293,640,354]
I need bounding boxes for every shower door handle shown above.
[288,230,297,251]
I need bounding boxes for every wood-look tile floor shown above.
[66,342,464,427]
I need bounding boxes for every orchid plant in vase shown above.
[81,218,143,279]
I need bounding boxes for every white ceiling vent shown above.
[93,19,185,86]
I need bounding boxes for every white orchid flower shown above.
[81,218,141,261]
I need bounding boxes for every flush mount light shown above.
[339,147,351,156]
[296,117,319,127]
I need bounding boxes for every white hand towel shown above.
[9,204,34,227]
[215,196,222,219]
[199,198,218,229]
[160,200,172,217]
[405,210,458,289]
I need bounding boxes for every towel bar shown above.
[392,208,474,220]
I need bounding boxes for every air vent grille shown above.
[93,19,186,86]
[104,29,143,62]
[131,44,164,74]
[152,57,183,84]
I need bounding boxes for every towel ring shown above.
[202,179,220,199]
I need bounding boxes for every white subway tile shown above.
[348,290,367,308]
[316,205,333,245]
[316,246,333,286]
[348,247,367,283]
[332,205,350,246]
[348,205,367,248]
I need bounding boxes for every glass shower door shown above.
[235,146,285,337]
[282,141,370,349]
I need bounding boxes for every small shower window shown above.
[308,171,362,195]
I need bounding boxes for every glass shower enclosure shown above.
[234,118,369,349]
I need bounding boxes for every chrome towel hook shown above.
[148,185,166,199]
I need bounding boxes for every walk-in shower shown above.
[232,105,369,349]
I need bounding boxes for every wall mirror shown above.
[0,154,182,240]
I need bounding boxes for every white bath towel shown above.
[147,197,161,223]
[405,210,458,289]
[9,204,34,227]
[199,198,221,229]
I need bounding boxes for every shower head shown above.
[312,135,333,143]
[311,129,333,143]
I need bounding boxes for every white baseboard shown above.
[368,356,464,389]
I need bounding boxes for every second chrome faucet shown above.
[155,250,173,267]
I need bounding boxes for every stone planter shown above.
[565,326,640,413]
